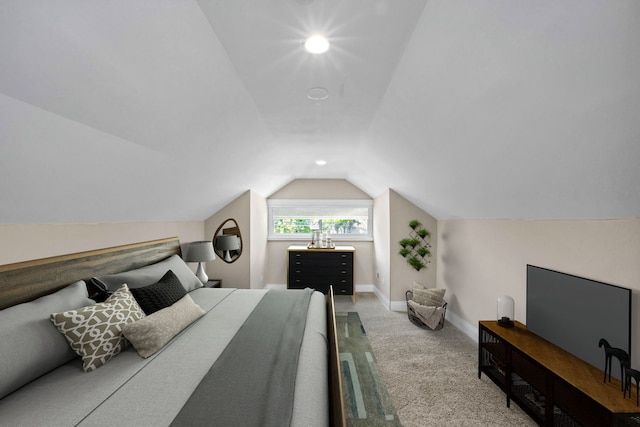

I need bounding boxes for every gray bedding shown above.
[172,288,313,427]
[0,288,329,427]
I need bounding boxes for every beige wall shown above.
[269,178,371,199]
[389,190,438,302]
[0,222,203,265]
[265,179,375,287]
[437,218,640,365]
[250,190,268,289]
[373,190,391,302]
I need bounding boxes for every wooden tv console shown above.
[478,321,640,427]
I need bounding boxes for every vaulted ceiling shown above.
[1,0,639,224]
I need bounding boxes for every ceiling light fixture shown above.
[304,35,330,54]
[315,160,327,166]
[307,87,329,101]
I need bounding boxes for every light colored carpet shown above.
[335,293,538,427]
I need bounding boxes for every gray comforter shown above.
[0,288,329,427]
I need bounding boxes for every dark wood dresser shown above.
[287,245,356,302]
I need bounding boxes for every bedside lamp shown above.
[215,234,240,262]
[184,241,215,283]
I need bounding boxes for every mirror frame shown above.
[212,218,243,264]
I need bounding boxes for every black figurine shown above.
[599,338,629,390]
[622,360,640,406]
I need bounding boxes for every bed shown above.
[0,237,345,427]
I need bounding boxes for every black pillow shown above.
[130,270,187,315]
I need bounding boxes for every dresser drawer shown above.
[287,248,355,299]
[290,252,353,267]
[289,274,353,287]
[288,267,353,281]
[290,251,352,261]
[288,282,353,296]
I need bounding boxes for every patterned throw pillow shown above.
[50,284,146,372]
[412,282,446,307]
[130,270,187,315]
[123,294,205,358]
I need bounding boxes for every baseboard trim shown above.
[443,309,478,343]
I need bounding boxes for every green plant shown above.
[416,229,430,238]
[409,219,422,229]
[407,257,426,271]
[398,219,432,271]
[417,247,431,257]
[399,238,413,248]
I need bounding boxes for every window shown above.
[268,199,373,241]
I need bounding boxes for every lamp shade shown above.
[215,235,240,262]
[215,235,240,251]
[184,241,215,262]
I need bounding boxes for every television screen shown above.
[526,265,631,379]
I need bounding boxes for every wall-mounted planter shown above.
[399,220,431,271]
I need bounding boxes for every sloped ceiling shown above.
[1,0,638,224]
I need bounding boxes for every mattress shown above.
[0,288,328,427]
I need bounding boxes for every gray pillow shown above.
[92,254,202,293]
[0,281,94,399]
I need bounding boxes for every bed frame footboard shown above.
[327,286,346,427]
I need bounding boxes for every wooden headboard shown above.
[0,237,181,310]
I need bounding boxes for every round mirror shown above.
[212,218,243,264]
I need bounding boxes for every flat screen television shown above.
[526,265,632,379]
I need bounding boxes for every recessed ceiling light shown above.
[307,87,329,101]
[304,35,330,54]
[315,159,327,166]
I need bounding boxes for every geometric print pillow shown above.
[50,284,146,372]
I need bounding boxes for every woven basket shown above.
[405,290,447,331]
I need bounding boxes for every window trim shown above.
[267,199,373,241]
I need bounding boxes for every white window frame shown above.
[268,199,373,241]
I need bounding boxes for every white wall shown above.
[437,218,640,367]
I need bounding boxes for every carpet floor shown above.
[334,293,538,427]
